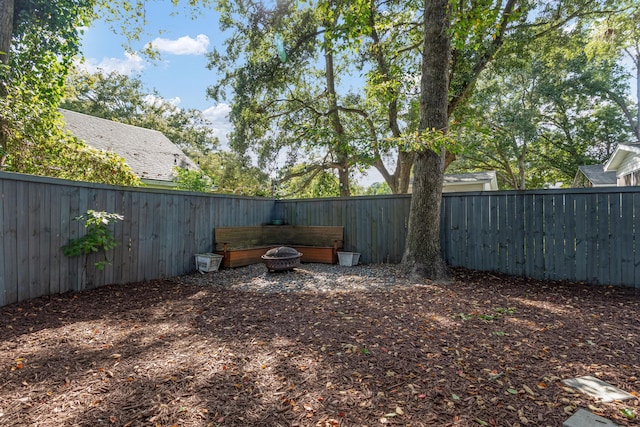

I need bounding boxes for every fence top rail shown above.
[275,194,413,203]
[441,186,640,197]
[0,171,275,200]
[4,171,640,201]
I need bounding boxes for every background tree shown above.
[404,0,623,280]
[0,0,140,186]
[193,150,271,196]
[451,25,631,189]
[172,167,214,192]
[209,0,427,196]
[586,0,639,142]
[274,162,370,198]
[361,181,392,196]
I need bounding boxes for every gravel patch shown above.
[179,262,419,293]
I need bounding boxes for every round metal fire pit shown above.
[261,246,302,272]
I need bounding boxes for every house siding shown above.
[616,154,640,180]
[443,183,486,193]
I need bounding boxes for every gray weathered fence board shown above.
[574,194,587,282]
[6,182,18,302]
[597,194,610,284]
[619,193,633,286]
[0,181,4,307]
[492,196,501,270]
[609,194,622,285]
[635,193,640,287]
[16,182,30,301]
[585,194,599,284]
[496,195,507,272]
[563,194,576,281]
[513,194,525,273]
[48,185,61,295]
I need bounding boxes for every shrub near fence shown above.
[1,172,639,307]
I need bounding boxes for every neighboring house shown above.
[60,109,199,188]
[409,171,499,193]
[602,143,640,187]
[572,164,617,188]
[573,143,640,188]
[442,171,498,193]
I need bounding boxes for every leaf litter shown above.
[0,266,638,426]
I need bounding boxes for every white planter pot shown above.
[195,253,223,272]
[337,251,360,266]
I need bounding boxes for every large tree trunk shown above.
[402,0,450,281]
[0,0,14,166]
[324,19,350,197]
[635,52,640,142]
[0,0,12,67]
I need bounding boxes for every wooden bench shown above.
[214,225,344,268]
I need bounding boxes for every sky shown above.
[79,2,639,188]
[79,3,384,185]
[79,3,233,144]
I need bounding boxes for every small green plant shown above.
[62,210,124,270]
[457,312,473,321]
[620,408,636,420]
[172,167,214,192]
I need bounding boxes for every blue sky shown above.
[79,3,233,144]
[79,3,638,188]
[78,2,384,185]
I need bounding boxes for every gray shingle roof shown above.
[60,109,199,183]
[577,164,617,186]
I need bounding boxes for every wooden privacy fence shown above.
[273,195,412,264]
[2,172,639,306]
[0,172,276,306]
[276,187,640,288]
[440,188,640,287]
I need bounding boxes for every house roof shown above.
[575,164,617,186]
[60,109,199,183]
[603,143,640,172]
[443,171,498,190]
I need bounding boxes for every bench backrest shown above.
[214,226,344,251]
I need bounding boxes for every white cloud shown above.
[202,104,232,146]
[146,34,210,55]
[143,94,182,108]
[79,52,145,75]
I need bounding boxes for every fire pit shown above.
[261,246,302,272]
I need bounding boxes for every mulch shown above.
[0,266,639,427]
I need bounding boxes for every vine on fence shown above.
[62,210,124,270]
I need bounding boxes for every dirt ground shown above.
[0,266,639,426]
